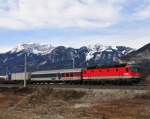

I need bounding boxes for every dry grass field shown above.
[0,87,150,119]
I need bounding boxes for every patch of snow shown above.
[86,44,106,61]
[39,61,47,65]
[17,52,23,56]
[3,58,8,63]
[86,52,94,61]
[86,44,113,61]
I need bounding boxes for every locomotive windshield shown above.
[131,66,140,72]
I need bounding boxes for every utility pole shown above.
[72,53,75,69]
[24,53,27,87]
[5,66,8,80]
[72,57,75,69]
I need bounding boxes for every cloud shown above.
[133,6,150,20]
[0,0,126,29]
[131,0,150,20]
[48,25,150,49]
[0,46,12,53]
[60,34,150,49]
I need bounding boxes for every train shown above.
[2,63,141,84]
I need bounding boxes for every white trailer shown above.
[11,72,31,80]
[0,76,6,80]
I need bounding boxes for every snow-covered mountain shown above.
[9,43,133,60]
[10,43,54,55]
[86,44,133,67]
[0,43,134,74]
[86,44,133,61]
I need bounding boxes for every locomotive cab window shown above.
[132,67,140,72]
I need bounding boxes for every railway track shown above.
[35,84,150,90]
[0,83,150,90]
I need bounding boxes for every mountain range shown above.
[0,43,149,77]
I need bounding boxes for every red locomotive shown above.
[82,64,141,84]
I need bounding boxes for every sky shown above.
[0,0,150,52]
